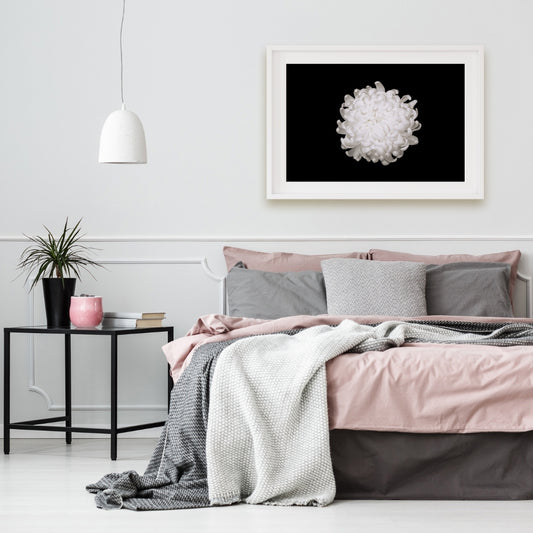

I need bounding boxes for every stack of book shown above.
[102,312,166,328]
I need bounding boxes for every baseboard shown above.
[0,424,163,439]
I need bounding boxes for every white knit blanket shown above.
[206,319,396,507]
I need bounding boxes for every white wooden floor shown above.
[1,438,533,533]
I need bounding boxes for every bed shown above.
[87,245,533,510]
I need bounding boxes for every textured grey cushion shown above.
[227,262,327,319]
[426,262,513,317]
[321,258,427,317]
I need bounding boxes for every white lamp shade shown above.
[98,108,147,163]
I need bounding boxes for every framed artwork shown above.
[266,45,484,200]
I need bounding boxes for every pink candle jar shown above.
[69,296,103,328]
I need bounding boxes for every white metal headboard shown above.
[513,271,531,318]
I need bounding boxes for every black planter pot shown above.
[42,278,76,328]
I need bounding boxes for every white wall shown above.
[1,0,533,236]
[1,0,533,438]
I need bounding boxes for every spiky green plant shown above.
[17,218,101,289]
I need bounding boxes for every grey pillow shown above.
[426,262,513,317]
[226,262,327,319]
[321,258,427,316]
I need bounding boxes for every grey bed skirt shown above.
[330,429,533,500]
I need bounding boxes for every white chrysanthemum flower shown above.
[336,81,421,166]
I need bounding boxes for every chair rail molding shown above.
[5,234,533,243]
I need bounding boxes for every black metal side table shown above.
[3,325,174,460]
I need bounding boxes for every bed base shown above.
[331,429,533,500]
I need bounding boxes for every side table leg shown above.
[167,371,173,413]
[110,334,118,461]
[167,328,174,411]
[65,334,72,445]
[3,331,10,454]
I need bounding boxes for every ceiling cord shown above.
[119,0,126,107]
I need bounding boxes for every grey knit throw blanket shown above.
[86,319,533,510]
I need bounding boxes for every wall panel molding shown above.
[25,257,225,413]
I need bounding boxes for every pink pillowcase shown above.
[369,248,521,296]
[223,246,369,273]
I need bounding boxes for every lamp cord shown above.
[119,0,126,107]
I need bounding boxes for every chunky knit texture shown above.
[206,323,359,507]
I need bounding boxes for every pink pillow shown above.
[369,248,521,296]
[223,246,369,273]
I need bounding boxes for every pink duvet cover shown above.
[162,314,533,434]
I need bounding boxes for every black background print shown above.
[285,63,465,183]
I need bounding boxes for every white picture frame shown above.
[266,45,484,200]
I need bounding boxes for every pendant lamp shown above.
[99,0,147,164]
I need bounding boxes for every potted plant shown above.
[17,218,102,328]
